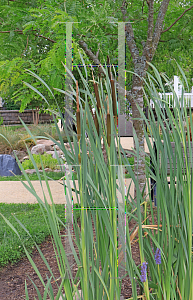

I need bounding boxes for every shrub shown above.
[22,153,59,170]
[0,126,35,152]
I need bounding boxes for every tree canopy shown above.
[0,0,193,111]
[1,0,193,195]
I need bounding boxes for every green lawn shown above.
[0,171,64,181]
[0,203,67,268]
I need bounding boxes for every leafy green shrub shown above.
[22,153,59,170]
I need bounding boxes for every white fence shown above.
[150,75,193,109]
[150,92,193,108]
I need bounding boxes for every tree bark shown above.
[121,0,171,199]
[131,73,146,199]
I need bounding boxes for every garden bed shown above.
[0,217,141,299]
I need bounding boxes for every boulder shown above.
[36,139,55,146]
[52,144,60,151]
[52,150,62,159]
[11,150,27,161]
[31,144,52,155]
[22,155,29,161]
[46,150,62,159]
[0,154,22,176]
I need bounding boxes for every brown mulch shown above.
[0,218,141,300]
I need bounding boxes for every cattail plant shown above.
[107,96,111,147]
[76,80,81,142]
[107,55,117,130]
[93,78,101,137]
[2,57,193,300]
[76,80,81,165]
[110,79,117,130]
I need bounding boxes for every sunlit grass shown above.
[0,203,66,268]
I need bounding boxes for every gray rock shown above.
[52,150,62,159]
[0,154,22,176]
[11,150,27,161]
[53,144,60,150]
[31,144,52,155]
[36,139,55,146]
[45,150,55,156]
[22,155,29,161]
[44,168,53,172]
[25,169,37,174]
[46,150,62,159]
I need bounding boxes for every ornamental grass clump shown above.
[1,58,193,300]
[1,62,128,300]
[134,63,193,299]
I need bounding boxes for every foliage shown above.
[0,171,64,181]
[0,0,193,112]
[0,123,68,153]
[0,203,66,268]
[1,65,132,300]
[0,125,35,151]
[22,153,60,170]
[132,65,193,299]
[0,117,3,126]
[1,64,193,299]
[2,97,21,110]
[1,0,193,198]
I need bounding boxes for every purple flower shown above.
[154,248,161,265]
[140,262,148,282]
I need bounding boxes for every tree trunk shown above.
[32,107,39,125]
[131,73,146,199]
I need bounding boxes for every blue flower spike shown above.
[140,262,148,282]
[154,248,161,265]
